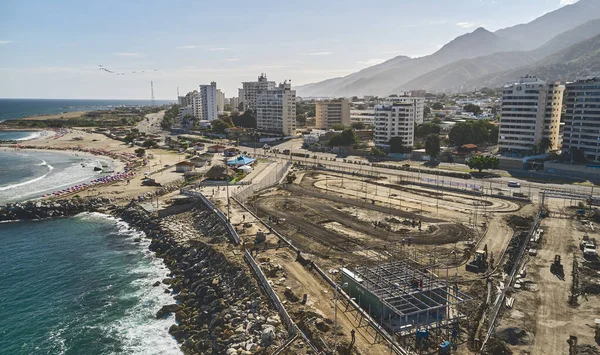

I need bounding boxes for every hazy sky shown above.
[0,0,577,99]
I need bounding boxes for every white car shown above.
[507,181,521,188]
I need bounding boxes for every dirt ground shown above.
[497,202,600,354]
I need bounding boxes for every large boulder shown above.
[156,304,182,319]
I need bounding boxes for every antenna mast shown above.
[151,81,156,106]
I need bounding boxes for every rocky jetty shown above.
[0,197,111,222]
[115,204,286,354]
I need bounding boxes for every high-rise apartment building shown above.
[238,88,245,108]
[199,82,218,121]
[562,77,600,162]
[229,96,240,110]
[216,89,225,113]
[315,99,350,129]
[498,75,564,154]
[374,102,416,147]
[389,95,426,124]
[256,81,296,136]
[242,73,276,111]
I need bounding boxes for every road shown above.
[136,111,165,135]
[259,142,597,204]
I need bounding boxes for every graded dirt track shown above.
[253,190,472,249]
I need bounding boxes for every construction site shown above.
[186,154,600,354]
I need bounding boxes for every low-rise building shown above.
[350,109,375,126]
[175,161,195,173]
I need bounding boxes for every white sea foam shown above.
[0,158,53,192]
[15,131,42,141]
[75,213,182,354]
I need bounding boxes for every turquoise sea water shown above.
[0,214,181,355]
[0,98,173,122]
[0,150,109,204]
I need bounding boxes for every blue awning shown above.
[226,155,256,166]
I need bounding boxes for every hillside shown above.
[296,0,600,98]
[495,0,600,50]
[296,28,519,97]
[399,19,600,92]
[463,34,600,90]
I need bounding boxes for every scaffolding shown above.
[341,247,472,352]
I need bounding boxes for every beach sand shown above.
[10,129,187,203]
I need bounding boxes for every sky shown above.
[0,0,578,100]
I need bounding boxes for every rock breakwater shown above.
[0,197,111,222]
[115,204,286,354]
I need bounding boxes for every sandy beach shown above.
[3,129,188,203]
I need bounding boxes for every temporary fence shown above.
[233,161,291,202]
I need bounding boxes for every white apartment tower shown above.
[256,81,296,136]
[498,75,564,154]
[242,73,276,111]
[562,77,600,162]
[216,89,225,113]
[199,82,218,121]
[374,101,416,147]
[315,99,351,129]
[389,95,426,124]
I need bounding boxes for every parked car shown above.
[508,181,521,188]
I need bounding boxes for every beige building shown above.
[499,75,564,154]
[315,99,350,129]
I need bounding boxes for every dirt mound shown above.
[506,215,533,228]
[577,345,600,355]
[496,327,534,345]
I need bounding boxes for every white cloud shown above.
[0,40,12,45]
[225,58,240,62]
[456,21,480,28]
[560,0,577,5]
[114,52,143,57]
[356,58,386,66]
[304,52,333,56]
[176,45,197,49]
[208,47,228,51]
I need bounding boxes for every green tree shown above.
[224,104,233,111]
[351,122,366,130]
[570,148,586,163]
[432,102,444,110]
[416,122,440,138]
[142,139,158,148]
[327,128,358,146]
[330,124,348,131]
[448,120,496,146]
[370,147,387,157]
[424,106,431,117]
[211,119,233,134]
[388,137,407,153]
[466,155,499,172]
[539,137,552,153]
[489,124,499,144]
[463,104,482,116]
[425,134,441,159]
[231,110,256,128]
[134,148,146,157]
[124,134,136,144]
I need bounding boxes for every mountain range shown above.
[297,0,600,97]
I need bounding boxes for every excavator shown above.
[466,244,489,273]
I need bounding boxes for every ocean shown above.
[0,150,112,204]
[0,98,174,122]
[0,213,181,355]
